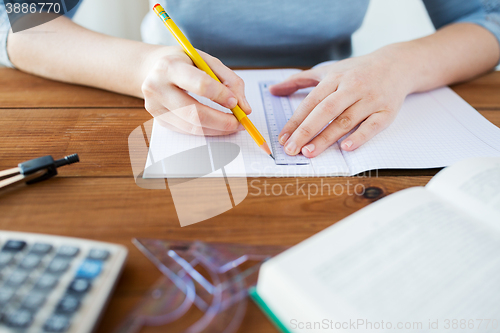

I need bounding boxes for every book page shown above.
[343,88,500,175]
[258,188,500,332]
[426,157,500,224]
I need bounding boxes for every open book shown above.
[255,157,500,332]
[144,68,500,178]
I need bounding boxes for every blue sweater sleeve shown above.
[423,0,500,62]
[0,0,82,67]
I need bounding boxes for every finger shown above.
[269,69,322,96]
[278,78,339,145]
[199,51,252,114]
[164,87,243,132]
[283,89,359,155]
[340,111,394,151]
[143,92,170,118]
[144,80,243,133]
[167,61,239,110]
[300,101,371,158]
[155,110,245,136]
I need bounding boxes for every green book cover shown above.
[249,287,292,333]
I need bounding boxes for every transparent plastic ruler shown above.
[260,81,310,165]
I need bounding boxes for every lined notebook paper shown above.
[144,69,500,178]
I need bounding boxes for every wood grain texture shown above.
[0,108,457,177]
[0,176,431,333]
[0,108,151,175]
[0,70,499,333]
[479,110,500,128]
[1,67,499,111]
[451,71,500,110]
[0,68,144,109]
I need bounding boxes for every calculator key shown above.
[56,246,80,258]
[67,278,91,295]
[0,252,14,268]
[19,254,42,270]
[21,292,46,311]
[2,240,27,252]
[34,274,59,291]
[76,260,102,279]
[56,295,80,314]
[30,243,53,255]
[4,309,33,328]
[0,288,15,305]
[87,249,110,261]
[44,314,71,332]
[47,258,70,274]
[6,270,28,287]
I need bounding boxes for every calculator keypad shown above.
[56,295,80,314]
[6,270,28,287]
[43,314,71,332]
[20,254,42,271]
[2,240,27,252]
[47,258,70,275]
[21,292,47,310]
[56,246,79,258]
[4,308,33,328]
[0,253,14,268]
[0,237,117,332]
[87,249,110,261]
[34,274,59,291]
[30,243,53,255]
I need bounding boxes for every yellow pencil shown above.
[153,4,274,159]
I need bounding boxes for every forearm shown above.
[7,15,166,98]
[378,23,500,94]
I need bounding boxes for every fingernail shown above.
[343,140,353,149]
[303,144,315,154]
[279,133,290,145]
[285,141,297,155]
[227,97,238,108]
[237,124,245,131]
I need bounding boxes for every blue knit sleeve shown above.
[423,0,500,63]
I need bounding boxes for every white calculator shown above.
[0,231,128,333]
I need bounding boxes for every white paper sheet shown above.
[144,69,500,178]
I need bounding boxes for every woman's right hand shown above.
[140,46,252,136]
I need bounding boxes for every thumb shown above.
[269,69,322,96]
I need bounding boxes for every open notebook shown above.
[144,69,500,178]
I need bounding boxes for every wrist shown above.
[137,45,189,98]
[373,42,423,95]
[136,46,169,97]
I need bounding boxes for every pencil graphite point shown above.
[260,142,272,157]
[270,154,275,160]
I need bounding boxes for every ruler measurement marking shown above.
[260,81,311,165]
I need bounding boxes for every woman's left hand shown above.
[270,47,413,157]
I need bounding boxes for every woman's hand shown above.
[140,47,252,136]
[270,47,414,157]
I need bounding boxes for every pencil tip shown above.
[260,142,273,157]
[270,154,275,160]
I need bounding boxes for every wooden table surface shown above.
[1,68,499,332]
